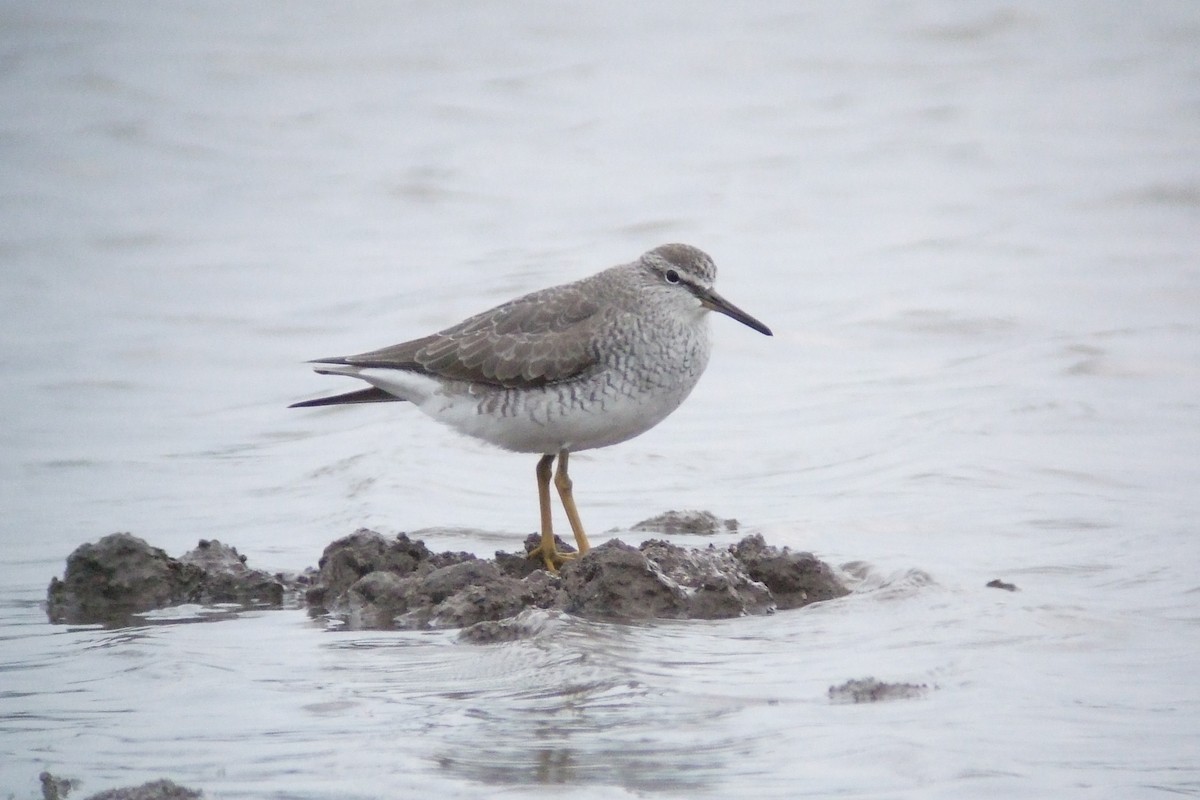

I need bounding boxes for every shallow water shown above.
[2,2,1199,797]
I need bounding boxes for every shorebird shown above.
[291,243,772,569]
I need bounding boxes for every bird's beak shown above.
[694,286,773,336]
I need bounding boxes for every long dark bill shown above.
[694,286,773,336]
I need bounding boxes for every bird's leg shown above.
[553,449,592,558]
[527,453,562,571]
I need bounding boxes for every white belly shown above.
[341,359,706,454]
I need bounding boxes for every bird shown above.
[291,243,772,570]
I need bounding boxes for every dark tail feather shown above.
[289,387,403,408]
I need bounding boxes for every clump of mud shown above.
[46,513,849,632]
[40,772,201,800]
[46,534,286,625]
[299,527,847,631]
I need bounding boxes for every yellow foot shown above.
[526,542,578,572]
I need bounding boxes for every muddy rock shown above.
[560,539,692,620]
[38,772,201,800]
[730,533,850,608]
[338,570,408,629]
[305,529,440,607]
[46,533,193,624]
[632,509,739,536]
[82,779,202,800]
[494,533,576,579]
[46,534,285,625]
[327,555,565,631]
[303,528,481,610]
[558,538,780,621]
[640,539,775,618]
[313,528,848,629]
[425,563,563,630]
[40,771,78,800]
[178,539,284,606]
[48,517,850,632]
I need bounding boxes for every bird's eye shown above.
[664,269,680,284]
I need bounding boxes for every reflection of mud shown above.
[828,677,930,704]
[46,514,849,634]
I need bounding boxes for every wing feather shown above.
[312,279,610,389]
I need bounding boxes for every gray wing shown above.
[311,281,610,390]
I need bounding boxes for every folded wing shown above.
[309,281,610,391]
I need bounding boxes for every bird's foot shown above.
[526,540,578,572]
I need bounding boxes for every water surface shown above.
[2,2,1198,798]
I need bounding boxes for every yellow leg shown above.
[527,453,560,571]
[554,449,591,557]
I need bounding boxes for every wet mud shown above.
[40,772,201,800]
[46,513,849,631]
[46,535,286,625]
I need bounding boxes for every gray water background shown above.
[2,2,1198,797]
